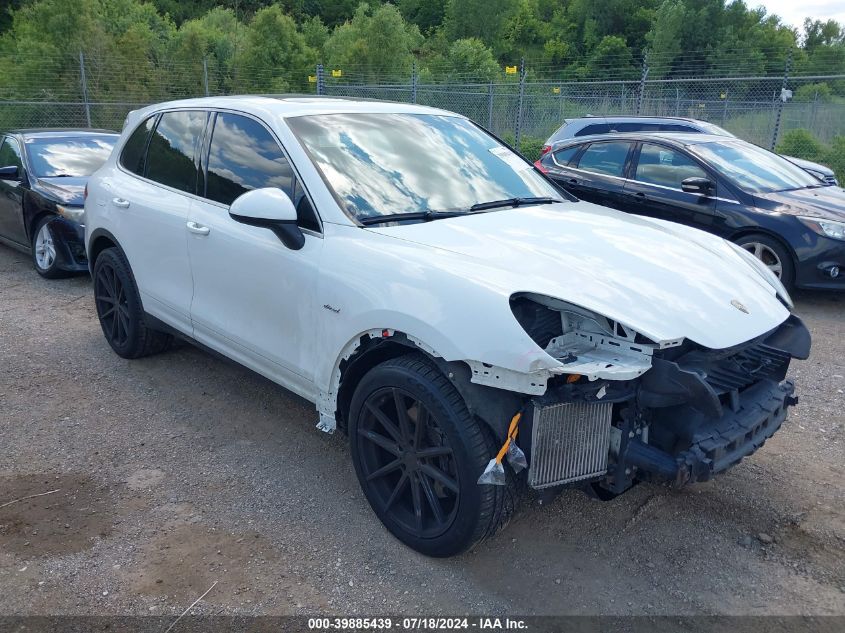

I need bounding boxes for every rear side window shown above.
[660,124,699,132]
[574,123,611,137]
[576,142,632,177]
[552,145,580,165]
[145,110,207,194]
[120,116,155,175]
[612,122,662,133]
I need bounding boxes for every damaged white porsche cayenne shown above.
[85,97,811,557]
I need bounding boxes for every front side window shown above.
[635,143,708,189]
[205,113,294,206]
[120,116,156,176]
[576,142,632,178]
[26,135,117,178]
[145,110,206,193]
[287,113,559,222]
[690,140,820,193]
[0,136,23,171]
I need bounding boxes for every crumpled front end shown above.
[502,297,810,496]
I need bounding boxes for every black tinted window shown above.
[660,124,698,132]
[574,123,611,137]
[552,145,580,165]
[0,136,23,171]
[145,110,206,193]
[613,122,661,133]
[120,116,155,175]
[206,113,294,206]
[577,142,632,177]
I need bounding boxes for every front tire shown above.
[349,354,519,557]
[32,216,70,279]
[93,247,172,359]
[734,233,795,290]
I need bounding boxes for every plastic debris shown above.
[478,412,525,485]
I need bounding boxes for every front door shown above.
[0,136,28,246]
[186,111,323,397]
[623,141,717,227]
[566,140,634,210]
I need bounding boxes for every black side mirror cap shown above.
[0,165,20,180]
[681,177,714,195]
[230,213,305,251]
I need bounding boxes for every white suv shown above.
[85,97,810,556]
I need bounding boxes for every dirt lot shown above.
[1,244,844,617]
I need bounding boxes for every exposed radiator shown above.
[527,401,613,489]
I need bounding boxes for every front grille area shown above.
[528,401,613,489]
[824,174,838,186]
[705,343,791,393]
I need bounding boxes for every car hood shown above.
[754,186,845,222]
[367,202,790,351]
[781,155,835,177]
[32,176,87,206]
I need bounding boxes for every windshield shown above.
[25,136,117,178]
[287,113,561,222]
[689,140,821,193]
[694,121,735,137]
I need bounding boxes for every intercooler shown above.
[527,400,613,489]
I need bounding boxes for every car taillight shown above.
[540,145,551,156]
[534,159,548,174]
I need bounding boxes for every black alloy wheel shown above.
[95,258,131,349]
[357,386,460,539]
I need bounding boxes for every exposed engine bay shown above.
[507,294,811,496]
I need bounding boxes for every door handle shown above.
[634,192,647,202]
[567,178,578,185]
[186,221,210,236]
[112,198,130,208]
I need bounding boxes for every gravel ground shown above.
[1,244,844,617]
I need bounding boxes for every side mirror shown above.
[0,165,20,181]
[229,187,305,251]
[681,177,714,196]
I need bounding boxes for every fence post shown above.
[721,89,729,126]
[515,57,525,149]
[203,58,210,96]
[411,61,418,104]
[636,54,649,115]
[79,51,91,128]
[316,64,324,96]
[770,48,792,151]
[487,81,494,130]
[675,87,680,116]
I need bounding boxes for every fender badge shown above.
[731,299,750,314]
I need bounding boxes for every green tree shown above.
[776,129,826,162]
[444,0,517,44]
[233,4,316,92]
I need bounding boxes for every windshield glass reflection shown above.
[287,113,559,221]
[26,136,117,178]
[691,140,820,193]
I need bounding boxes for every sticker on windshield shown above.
[489,146,531,171]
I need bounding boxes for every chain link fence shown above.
[1,49,844,181]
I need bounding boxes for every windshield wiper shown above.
[358,209,469,226]
[469,196,562,212]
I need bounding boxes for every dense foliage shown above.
[0,0,843,95]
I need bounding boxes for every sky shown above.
[757,0,845,30]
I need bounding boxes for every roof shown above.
[564,115,705,123]
[552,131,736,148]
[128,95,457,120]
[6,128,119,138]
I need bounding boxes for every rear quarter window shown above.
[119,116,156,176]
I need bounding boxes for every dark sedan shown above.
[536,133,845,290]
[0,128,118,278]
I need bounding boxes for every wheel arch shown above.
[87,228,125,275]
[325,329,522,442]
[727,227,799,273]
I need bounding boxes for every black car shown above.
[0,128,118,278]
[536,133,845,290]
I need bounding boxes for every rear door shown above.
[622,141,718,227]
[104,111,205,333]
[565,140,634,209]
[0,135,28,245]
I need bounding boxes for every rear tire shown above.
[93,247,172,359]
[348,353,520,557]
[734,233,795,290]
[31,216,70,279]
